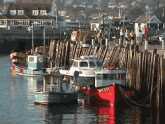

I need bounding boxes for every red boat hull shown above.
[80,84,117,107]
[80,84,133,107]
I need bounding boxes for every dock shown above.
[47,40,165,124]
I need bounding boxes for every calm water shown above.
[0,55,151,124]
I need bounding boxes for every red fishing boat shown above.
[80,65,134,107]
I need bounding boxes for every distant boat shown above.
[10,25,54,76]
[80,65,134,107]
[10,52,50,76]
[59,55,102,86]
[34,73,78,105]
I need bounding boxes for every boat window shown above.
[96,74,103,80]
[89,61,96,67]
[105,74,116,80]
[72,61,78,67]
[80,61,88,67]
[96,74,117,80]
[29,57,34,62]
[38,57,43,62]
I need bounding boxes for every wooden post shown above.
[144,40,148,50]
[105,38,108,47]
[162,39,164,49]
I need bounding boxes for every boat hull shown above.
[11,64,46,77]
[80,84,133,107]
[34,92,78,105]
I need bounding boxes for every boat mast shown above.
[32,24,34,53]
[43,26,46,55]
[43,76,46,92]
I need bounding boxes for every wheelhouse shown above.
[71,56,102,69]
[95,68,127,88]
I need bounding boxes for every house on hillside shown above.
[134,15,162,36]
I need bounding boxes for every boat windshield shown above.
[89,61,96,67]
[96,73,126,81]
[96,74,116,80]
[80,61,88,67]
[29,57,34,62]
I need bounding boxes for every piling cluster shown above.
[104,45,165,124]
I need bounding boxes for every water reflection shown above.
[96,106,116,124]
[96,106,152,124]
[0,55,152,124]
[45,104,78,124]
[27,76,43,93]
[25,76,151,124]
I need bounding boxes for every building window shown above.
[10,10,16,16]
[17,10,24,16]
[32,10,39,16]
[40,10,47,16]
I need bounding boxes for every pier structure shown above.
[46,40,165,124]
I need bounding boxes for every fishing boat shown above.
[80,65,134,107]
[34,74,78,105]
[10,25,53,76]
[10,52,48,76]
[59,55,102,86]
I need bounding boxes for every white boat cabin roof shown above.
[71,55,102,68]
[95,68,127,88]
[95,68,127,75]
[72,55,99,61]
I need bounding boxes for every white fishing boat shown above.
[59,55,102,86]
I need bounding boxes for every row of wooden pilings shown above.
[47,40,165,124]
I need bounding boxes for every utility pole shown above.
[43,26,46,55]
[154,0,159,10]
[32,24,34,53]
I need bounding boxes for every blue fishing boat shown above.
[34,74,78,105]
[10,53,48,76]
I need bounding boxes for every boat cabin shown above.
[27,55,44,70]
[71,56,102,69]
[60,55,102,79]
[95,68,127,88]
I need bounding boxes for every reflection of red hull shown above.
[11,64,24,74]
[97,106,116,124]
[80,84,133,107]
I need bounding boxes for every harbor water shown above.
[0,55,152,124]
